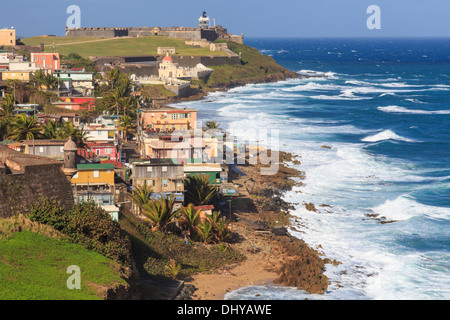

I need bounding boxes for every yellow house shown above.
[1,71,32,81]
[0,28,15,46]
[71,163,115,186]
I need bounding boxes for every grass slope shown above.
[0,231,126,300]
[203,41,298,87]
[22,36,226,58]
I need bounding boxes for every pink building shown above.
[87,142,118,161]
[31,53,60,72]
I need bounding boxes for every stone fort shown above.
[65,12,244,44]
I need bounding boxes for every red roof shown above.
[77,149,95,160]
[101,159,124,169]
[162,55,173,62]
[194,205,214,211]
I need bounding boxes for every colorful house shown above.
[31,53,60,72]
[71,163,115,186]
[0,28,15,46]
[53,70,95,95]
[70,163,119,221]
[140,106,197,132]
[1,70,32,81]
[87,142,119,161]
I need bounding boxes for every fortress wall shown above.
[173,55,240,67]
[0,146,74,217]
[0,163,74,217]
[66,28,117,38]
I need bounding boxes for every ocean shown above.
[171,38,450,300]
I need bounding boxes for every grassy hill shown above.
[0,230,127,300]
[22,36,226,58]
[200,40,299,88]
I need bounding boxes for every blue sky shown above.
[3,0,450,38]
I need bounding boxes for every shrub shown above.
[29,198,131,266]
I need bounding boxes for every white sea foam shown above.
[378,105,450,115]
[361,129,418,143]
[371,195,450,221]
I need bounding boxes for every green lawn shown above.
[0,231,127,300]
[22,36,226,58]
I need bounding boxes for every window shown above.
[39,147,44,153]
[162,166,167,172]
[147,167,152,172]
[162,179,168,187]
[98,131,102,135]
[171,113,179,120]
[93,170,99,178]
[180,113,188,119]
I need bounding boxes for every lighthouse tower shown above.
[198,11,209,29]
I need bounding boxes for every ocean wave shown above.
[361,130,418,143]
[371,195,450,221]
[378,106,450,115]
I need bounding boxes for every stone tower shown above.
[63,137,78,179]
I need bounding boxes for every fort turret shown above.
[63,137,78,179]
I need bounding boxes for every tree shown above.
[205,120,221,130]
[31,70,46,90]
[0,93,15,118]
[180,203,201,236]
[142,195,181,232]
[104,68,120,90]
[8,114,42,141]
[57,121,87,148]
[184,175,217,206]
[131,182,153,215]
[41,74,58,91]
[41,120,61,139]
[119,115,136,142]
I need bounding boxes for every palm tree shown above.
[184,175,217,206]
[131,182,153,215]
[180,203,201,236]
[57,121,87,148]
[208,211,231,243]
[104,68,120,90]
[196,221,214,244]
[142,195,181,232]
[205,120,221,130]
[31,70,45,90]
[41,74,58,91]
[0,93,15,118]
[8,114,42,141]
[41,120,61,139]
[119,115,136,142]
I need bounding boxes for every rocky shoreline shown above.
[160,67,332,299]
[176,150,332,300]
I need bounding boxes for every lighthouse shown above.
[198,11,210,29]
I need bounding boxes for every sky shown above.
[3,0,450,39]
